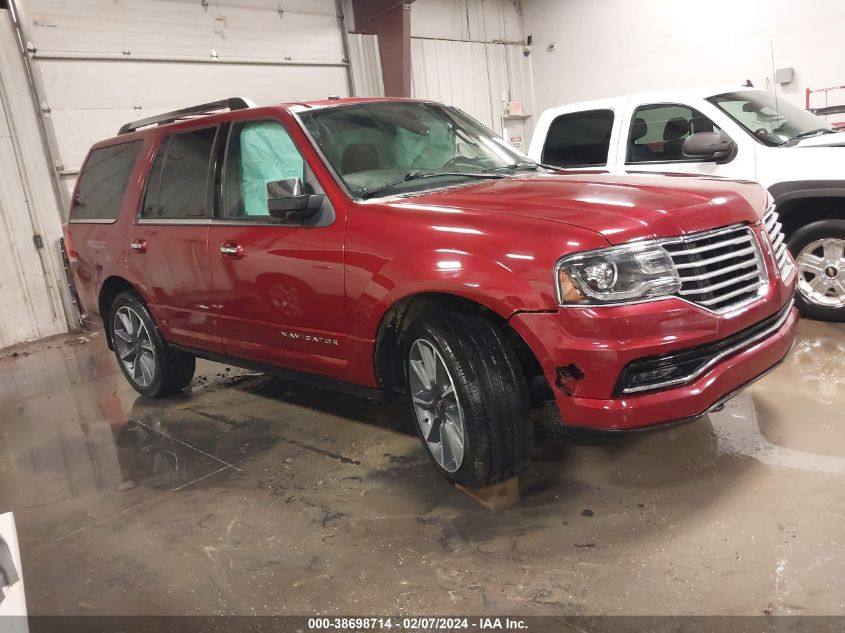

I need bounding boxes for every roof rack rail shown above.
[118,97,254,135]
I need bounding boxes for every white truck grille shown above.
[662,225,768,313]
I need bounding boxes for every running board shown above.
[171,345,396,402]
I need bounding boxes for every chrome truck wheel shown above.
[796,238,845,309]
[788,220,845,322]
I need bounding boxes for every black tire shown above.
[788,219,845,322]
[404,310,532,488]
[109,291,196,398]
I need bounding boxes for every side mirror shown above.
[682,132,737,163]
[267,178,324,221]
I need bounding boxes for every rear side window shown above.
[541,109,614,168]
[72,141,142,221]
[142,127,217,219]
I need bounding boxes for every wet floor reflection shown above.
[0,408,237,512]
[789,332,845,404]
[115,416,201,491]
[710,392,845,474]
[707,322,845,473]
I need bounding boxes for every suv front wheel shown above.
[109,292,196,397]
[405,310,532,488]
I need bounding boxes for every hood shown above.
[407,172,766,245]
[793,131,845,148]
[757,141,845,183]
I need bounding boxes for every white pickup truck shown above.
[528,86,845,321]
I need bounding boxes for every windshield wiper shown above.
[360,170,504,199]
[783,128,837,144]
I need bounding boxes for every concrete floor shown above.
[1,319,844,616]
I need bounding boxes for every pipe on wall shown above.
[30,50,350,67]
[6,0,67,211]
[335,0,356,96]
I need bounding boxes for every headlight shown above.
[556,242,681,304]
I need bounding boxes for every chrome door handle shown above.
[220,242,244,259]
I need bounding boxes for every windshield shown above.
[707,90,833,146]
[299,102,536,198]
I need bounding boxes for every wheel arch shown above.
[98,276,143,350]
[769,181,845,237]
[372,292,547,399]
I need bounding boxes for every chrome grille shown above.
[763,205,794,278]
[662,225,767,313]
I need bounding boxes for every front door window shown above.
[222,121,305,218]
[626,104,720,164]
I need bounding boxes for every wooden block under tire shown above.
[455,477,519,510]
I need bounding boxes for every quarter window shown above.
[72,141,142,221]
[541,109,614,168]
[142,127,217,219]
[627,104,720,163]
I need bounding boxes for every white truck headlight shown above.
[556,243,681,304]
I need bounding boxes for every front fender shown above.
[769,180,845,212]
[350,249,556,339]
[343,198,610,341]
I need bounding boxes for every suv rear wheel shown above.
[789,220,845,322]
[405,310,532,488]
[109,292,196,397]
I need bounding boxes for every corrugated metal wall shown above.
[411,39,533,135]
[15,0,353,202]
[411,0,524,43]
[409,0,533,140]
[0,10,69,348]
[411,39,494,124]
[348,33,384,97]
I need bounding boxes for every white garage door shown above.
[0,10,68,348]
[15,0,352,203]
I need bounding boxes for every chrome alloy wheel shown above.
[796,238,845,308]
[408,339,465,473]
[113,306,156,387]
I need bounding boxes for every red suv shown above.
[66,97,798,488]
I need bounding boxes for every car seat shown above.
[342,143,380,174]
[629,117,658,162]
[662,117,691,160]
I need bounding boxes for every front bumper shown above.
[509,280,798,430]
